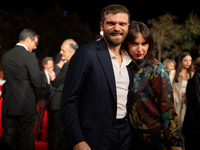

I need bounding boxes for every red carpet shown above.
[0,85,48,150]
[35,141,48,150]
[34,108,48,150]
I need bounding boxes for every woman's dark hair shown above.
[122,21,156,65]
[174,51,193,82]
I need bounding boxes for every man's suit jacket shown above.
[182,70,200,136]
[61,38,132,150]
[2,45,41,116]
[53,65,61,75]
[50,62,69,110]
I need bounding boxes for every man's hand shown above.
[73,141,91,150]
[49,71,56,81]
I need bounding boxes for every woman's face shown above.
[127,33,149,60]
[181,55,192,69]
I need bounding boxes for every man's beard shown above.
[61,56,66,61]
[104,31,125,47]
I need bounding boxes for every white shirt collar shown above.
[44,70,50,84]
[16,43,28,51]
[108,48,131,66]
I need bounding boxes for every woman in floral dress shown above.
[122,21,183,150]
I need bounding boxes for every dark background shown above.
[1,0,200,34]
[0,0,200,68]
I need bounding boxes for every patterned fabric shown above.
[129,59,183,148]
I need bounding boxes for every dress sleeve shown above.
[151,63,184,147]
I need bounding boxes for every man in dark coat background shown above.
[1,28,41,150]
[48,39,78,150]
[36,56,54,141]
[182,57,200,150]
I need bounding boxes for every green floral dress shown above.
[129,59,183,150]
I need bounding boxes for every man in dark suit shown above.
[36,56,54,141]
[182,57,200,150]
[48,39,78,150]
[61,4,132,150]
[1,28,41,150]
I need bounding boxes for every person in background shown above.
[48,39,78,150]
[47,53,65,147]
[122,21,183,150]
[61,4,132,150]
[181,57,200,150]
[0,70,6,86]
[1,28,41,150]
[169,51,194,128]
[191,61,196,72]
[35,56,54,141]
[162,58,176,72]
[163,58,176,84]
[0,70,6,99]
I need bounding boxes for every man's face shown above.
[28,36,38,52]
[100,13,130,47]
[60,43,74,61]
[44,60,54,72]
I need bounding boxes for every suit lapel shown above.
[126,65,133,113]
[95,39,117,102]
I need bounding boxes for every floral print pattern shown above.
[129,59,183,147]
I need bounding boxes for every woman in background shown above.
[169,51,194,128]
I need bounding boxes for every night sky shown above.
[58,0,200,33]
[1,0,200,34]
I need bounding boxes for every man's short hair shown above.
[42,57,53,66]
[101,4,131,23]
[19,28,39,41]
[63,39,78,51]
